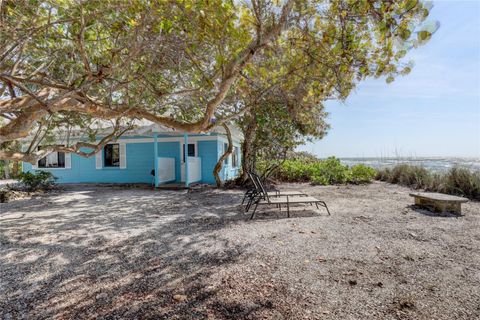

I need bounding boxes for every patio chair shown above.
[248,173,330,219]
[243,171,307,211]
[241,171,258,205]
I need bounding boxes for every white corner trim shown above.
[119,142,127,169]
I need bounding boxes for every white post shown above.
[154,133,158,187]
[184,133,189,187]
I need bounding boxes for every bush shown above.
[18,171,57,191]
[376,165,480,201]
[350,164,377,184]
[437,167,480,200]
[260,156,376,185]
[310,157,351,185]
[390,164,431,189]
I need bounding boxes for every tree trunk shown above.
[213,124,233,188]
[3,160,10,179]
[12,161,20,178]
[240,119,258,182]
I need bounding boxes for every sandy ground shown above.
[0,179,18,188]
[0,182,479,319]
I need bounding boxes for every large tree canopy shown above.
[0,0,436,163]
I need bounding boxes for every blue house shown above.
[22,124,243,186]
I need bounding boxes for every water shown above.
[338,157,480,172]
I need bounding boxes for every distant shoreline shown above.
[336,157,480,172]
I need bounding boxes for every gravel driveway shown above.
[1,182,479,319]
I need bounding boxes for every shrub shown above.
[277,159,312,182]
[390,164,431,189]
[259,156,376,185]
[438,168,480,200]
[18,171,57,191]
[349,164,377,184]
[310,157,351,185]
[376,165,480,201]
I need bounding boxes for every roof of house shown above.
[136,123,243,140]
[21,120,243,145]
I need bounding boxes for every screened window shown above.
[232,146,239,168]
[38,147,65,168]
[182,144,195,162]
[104,144,120,167]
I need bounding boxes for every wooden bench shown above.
[409,192,468,214]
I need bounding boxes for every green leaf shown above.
[417,30,431,41]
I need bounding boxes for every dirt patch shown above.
[0,182,479,319]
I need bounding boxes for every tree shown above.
[213,124,233,187]
[0,0,436,163]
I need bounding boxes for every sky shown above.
[298,0,480,158]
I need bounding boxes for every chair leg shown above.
[241,193,247,205]
[320,201,331,215]
[287,203,290,218]
[250,201,259,220]
[245,197,254,212]
[242,190,254,205]
[315,202,319,209]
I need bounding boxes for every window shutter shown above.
[65,153,72,169]
[119,143,127,169]
[95,150,102,169]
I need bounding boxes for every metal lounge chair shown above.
[243,171,307,211]
[241,171,258,205]
[249,173,330,219]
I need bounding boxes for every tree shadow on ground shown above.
[0,186,290,319]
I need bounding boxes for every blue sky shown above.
[299,0,480,158]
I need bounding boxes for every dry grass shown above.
[376,165,480,200]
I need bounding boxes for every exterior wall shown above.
[22,134,242,185]
[217,138,242,182]
[198,140,218,184]
[23,143,153,184]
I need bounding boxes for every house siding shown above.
[198,140,218,184]
[22,134,241,185]
[217,139,242,182]
[24,143,154,184]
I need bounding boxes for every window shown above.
[38,147,65,168]
[182,143,195,162]
[223,143,229,165]
[232,146,239,168]
[104,144,120,167]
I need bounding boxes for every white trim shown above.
[129,136,222,143]
[95,150,102,169]
[119,142,127,169]
[94,135,224,144]
[181,141,198,162]
[65,153,72,169]
[28,135,237,147]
